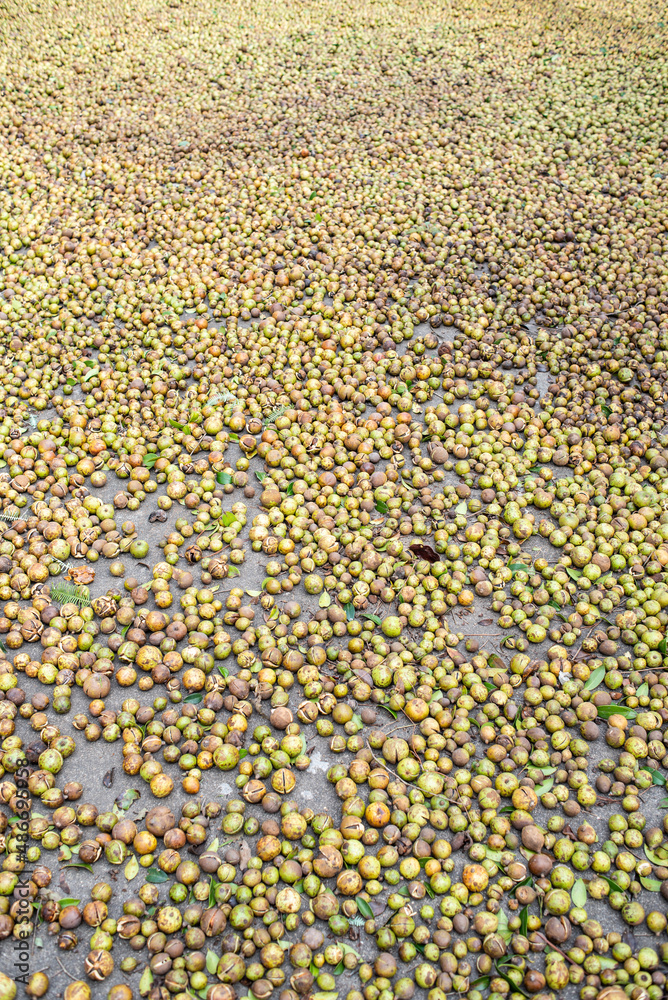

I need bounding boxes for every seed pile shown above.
[0,0,668,998]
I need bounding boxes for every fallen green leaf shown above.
[485,848,505,863]
[639,767,666,786]
[597,705,637,720]
[598,957,618,970]
[184,692,203,704]
[496,909,512,943]
[125,855,139,881]
[495,970,528,997]
[208,877,218,908]
[115,788,140,812]
[146,867,170,883]
[600,874,625,894]
[571,878,587,907]
[535,776,555,796]
[584,665,606,690]
[139,967,154,996]
[645,845,667,865]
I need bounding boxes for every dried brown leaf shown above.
[239,840,252,871]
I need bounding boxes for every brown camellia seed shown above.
[528,854,553,877]
[462,864,490,892]
[545,916,571,943]
[106,987,133,1000]
[145,805,176,838]
[271,767,296,794]
[82,901,107,927]
[243,780,267,804]
[62,782,83,800]
[512,787,538,812]
[208,988,237,1000]
[483,933,506,959]
[79,841,103,864]
[313,845,344,878]
[291,969,315,995]
[521,825,545,852]
[117,915,142,939]
[59,905,83,929]
[275,886,301,913]
[336,870,363,895]
[516,884,538,905]
[84,950,114,981]
[199,851,222,873]
[25,973,49,998]
[524,970,547,993]
[201,907,226,936]
[596,990,628,1000]
[256,835,282,861]
[63,984,92,1000]
[270,707,293,730]
[506,862,527,882]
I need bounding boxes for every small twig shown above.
[386,721,423,735]
[535,933,577,965]
[56,957,80,982]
